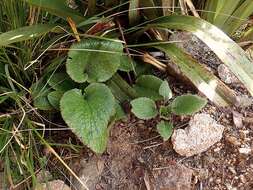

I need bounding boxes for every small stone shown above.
[35,180,71,190]
[225,183,237,190]
[172,113,224,157]
[152,163,193,190]
[238,147,251,155]
[218,64,239,84]
[215,178,221,184]
[228,167,237,175]
[239,175,247,183]
[36,170,52,183]
[235,95,253,108]
[232,111,243,128]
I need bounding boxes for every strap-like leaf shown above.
[26,0,85,23]
[0,24,58,46]
[148,15,253,97]
[154,43,237,106]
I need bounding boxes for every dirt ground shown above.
[8,32,252,190]
[67,33,253,190]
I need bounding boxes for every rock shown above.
[235,95,253,108]
[35,180,71,190]
[171,113,224,157]
[217,64,239,84]
[238,147,251,155]
[232,111,243,128]
[152,163,193,190]
[71,158,104,190]
[36,170,53,183]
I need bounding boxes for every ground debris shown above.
[151,163,193,190]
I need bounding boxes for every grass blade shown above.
[212,0,241,29]
[0,24,59,46]
[148,15,253,96]
[129,0,140,25]
[26,0,85,23]
[154,44,237,106]
[224,0,253,35]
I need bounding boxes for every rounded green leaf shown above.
[133,75,163,100]
[130,97,158,120]
[171,94,207,115]
[48,73,76,91]
[159,80,172,100]
[66,38,123,83]
[119,55,135,72]
[157,121,173,141]
[60,83,115,153]
[48,90,64,109]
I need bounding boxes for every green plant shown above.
[0,0,253,188]
[130,80,207,140]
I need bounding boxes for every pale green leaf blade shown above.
[66,38,123,83]
[48,90,64,109]
[157,120,173,141]
[148,15,253,96]
[0,96,8,104]
[0,24,58,46]
[129,0,140,25]
[171,94,207,115]
[224,0,253,35]
[154,43,237,106]
[212,0,241,29]
[130,97,158,120]
[60,83,115,153]
[159,80,172,100]
[133,75,163,100]
[26,0,85,23]
[31,79,53,110]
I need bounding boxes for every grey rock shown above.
[218,64,239,84]
[35,180,71,190]
[36,170,53,183]
[172,113,224,157]
[235,95,253,108]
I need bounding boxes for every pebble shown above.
[172,113,224,157]
[35,180,71,190]
[228,167,237,175]
[238,147,252,155]
[235,95,253,108]
[239,175,247,183]
[217,64,239,84]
